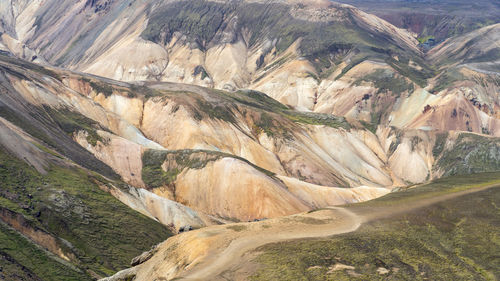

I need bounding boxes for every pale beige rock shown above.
[279,175,390,208]
[174,158,310,221]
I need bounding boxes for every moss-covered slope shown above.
[0,149,172,280]
[251,172,500,280]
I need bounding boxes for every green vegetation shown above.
[417,35,435,44]
[195,99,237,124]
[354,69,413,97]
[251,172,500,280]
[306,43,353,77]
[193,65,210,80]
[81,77,165,99]
[284,111,351,130]
[432,132,449,157]
[362,97,394,135]
[262,54,293,72]
[227,225,247,232]
[89,81,113,97]
[142,149,277,188]
[44,107,105,146]
[230,89,289,112]
[334,55,368,80]
[128,84,164,98]
[431,68,465,93]
[32,142,63,159]
[385,57,434,88]
[0,222,88,281]
[386,130,402,155]
[141,149,198,188]
[254,112,282,137]
[436,133,500,176]
[360,120,377,134]
[0,149,172,279]
[141,0,234,51]
[354,171,500,208]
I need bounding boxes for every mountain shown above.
[1,50,500,279]
[335,0,500,43]
[1,0,498,135]
[0,0,499,280]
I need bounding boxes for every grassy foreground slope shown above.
[251,173,500,280]
[0,148,172,280]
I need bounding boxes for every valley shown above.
[0,0,499,280]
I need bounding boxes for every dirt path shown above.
[180,207,361,280]
[176,183,500,280]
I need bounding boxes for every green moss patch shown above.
[354,69,413,97]
[231,89,351,130]
[43,107,105,146]
[251,173,500,280]
[0,149,172,279]
[142,149,276,188]
[435,133,500,176]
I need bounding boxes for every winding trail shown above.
[176,183,500,280]
[182,207,361,280]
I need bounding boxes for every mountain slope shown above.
[0,0,424,101]
[429,23,500,70]
[102,172,500,281]
[0,1,499,280]
[1,1,498,134]
[2,54,500,225]
[0,135,172,280]
[250,176,500,280]
[335,0,500,43]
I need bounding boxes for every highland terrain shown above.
[0,0,499,280]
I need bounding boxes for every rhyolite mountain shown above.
[335,0,500,43]
[0,0,499,280]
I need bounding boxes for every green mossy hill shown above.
[251,172,500,280]
[141,149,276,188]
[0,100,117,179]
[435,133,500,176]
[0,222,88,281]
[354,69,414,97]
[430,67,465,93]
[230,89,351,130]
[0,149,172,280]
